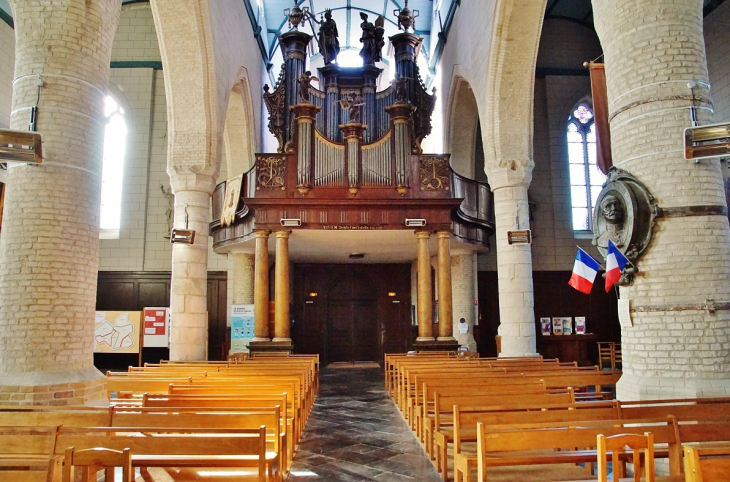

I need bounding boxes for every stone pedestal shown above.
[413,339,460,354]
[248,340,294,355]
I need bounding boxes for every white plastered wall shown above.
[0,20,13,130]
[705,1,730,123]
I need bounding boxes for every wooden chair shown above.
[597,432,655,482]
[62,447,133,482]
[613,343,622,370]
[598,342,614,370]
[684,442,730,481]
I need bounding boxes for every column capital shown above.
[274,230,292,238]
[254,229,272,238]
[487,167,533,191]
[415,230,432,239]
[168,171,218,195]
[436,230,451,240]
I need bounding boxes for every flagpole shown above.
[576,245,606,270]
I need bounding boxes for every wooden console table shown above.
[537,333,597,366]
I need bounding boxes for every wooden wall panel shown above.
[96,271,228,367]
[477,271,620,364]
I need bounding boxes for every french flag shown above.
[568,248,601,294]
[605,239,629,291]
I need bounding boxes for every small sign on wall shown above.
[507,230,532,245]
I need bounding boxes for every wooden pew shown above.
[55,425,274,482]
[683,442,730,482]
[470,417,680,482]
[430,390,575,480]
[0,425,62,482]
[142,393,294,469]
[444,401,620,482]
[0,406,112,427]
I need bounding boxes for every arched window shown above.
[567,103,605,231]
[99,95,127,239]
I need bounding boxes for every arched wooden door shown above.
[327,273,379,362]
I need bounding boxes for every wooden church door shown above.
[327,273,379,362]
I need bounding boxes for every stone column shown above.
[452,251,478,352]
[416,230,434,341]
[273,230,291,342]
[490,170,538,357]
[252,230,271,341]
[436,231,455,341]
[594,0,730,398]
[0,0,120,404]
[169,172,217,361]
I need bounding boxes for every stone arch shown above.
[445,75,480,179]
[482,0,548,175]
[223,68,257,176]
[149,0,220,180]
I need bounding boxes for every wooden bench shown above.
[470,417,680,482]
[430,390,576,480]
[142,393,294,469]
[55,425,274,482]
[0,425,61,482]
[683,442,730,481]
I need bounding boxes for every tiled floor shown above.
[287,366,441,481]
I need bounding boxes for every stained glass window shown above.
[567,103,605,231]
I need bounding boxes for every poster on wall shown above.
[142,307,169,348]
[94,311,141,353]
[540,318,552,336]
[231,304,254,353]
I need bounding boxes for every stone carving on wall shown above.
[256,156,286,190]
[592,167,660,286]
[419,156,450,191]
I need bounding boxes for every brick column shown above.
[169,172,216,361]
[416,230,434,341]
[232,252,255,305]
[490,170,538,357]
[0,0,120,404]
[594,0,730,398]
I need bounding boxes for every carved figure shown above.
[297,71,318,103]
[311,9,340,65]
[359,13,385,65]
[392,73,409,104]
[595,193,627,249]
[263,81,286,152]
[348,92,363,124]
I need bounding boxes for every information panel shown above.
[143,307,170,348]
[94,311,141,353]
[231,304,254,353]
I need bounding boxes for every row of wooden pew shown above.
[385,352,730,482]
[0,354,318,482]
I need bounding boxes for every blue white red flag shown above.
[568,248,601,294]
[605,239,629,292]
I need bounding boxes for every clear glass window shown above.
[567,103,605,231]
[100,95,127,239]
